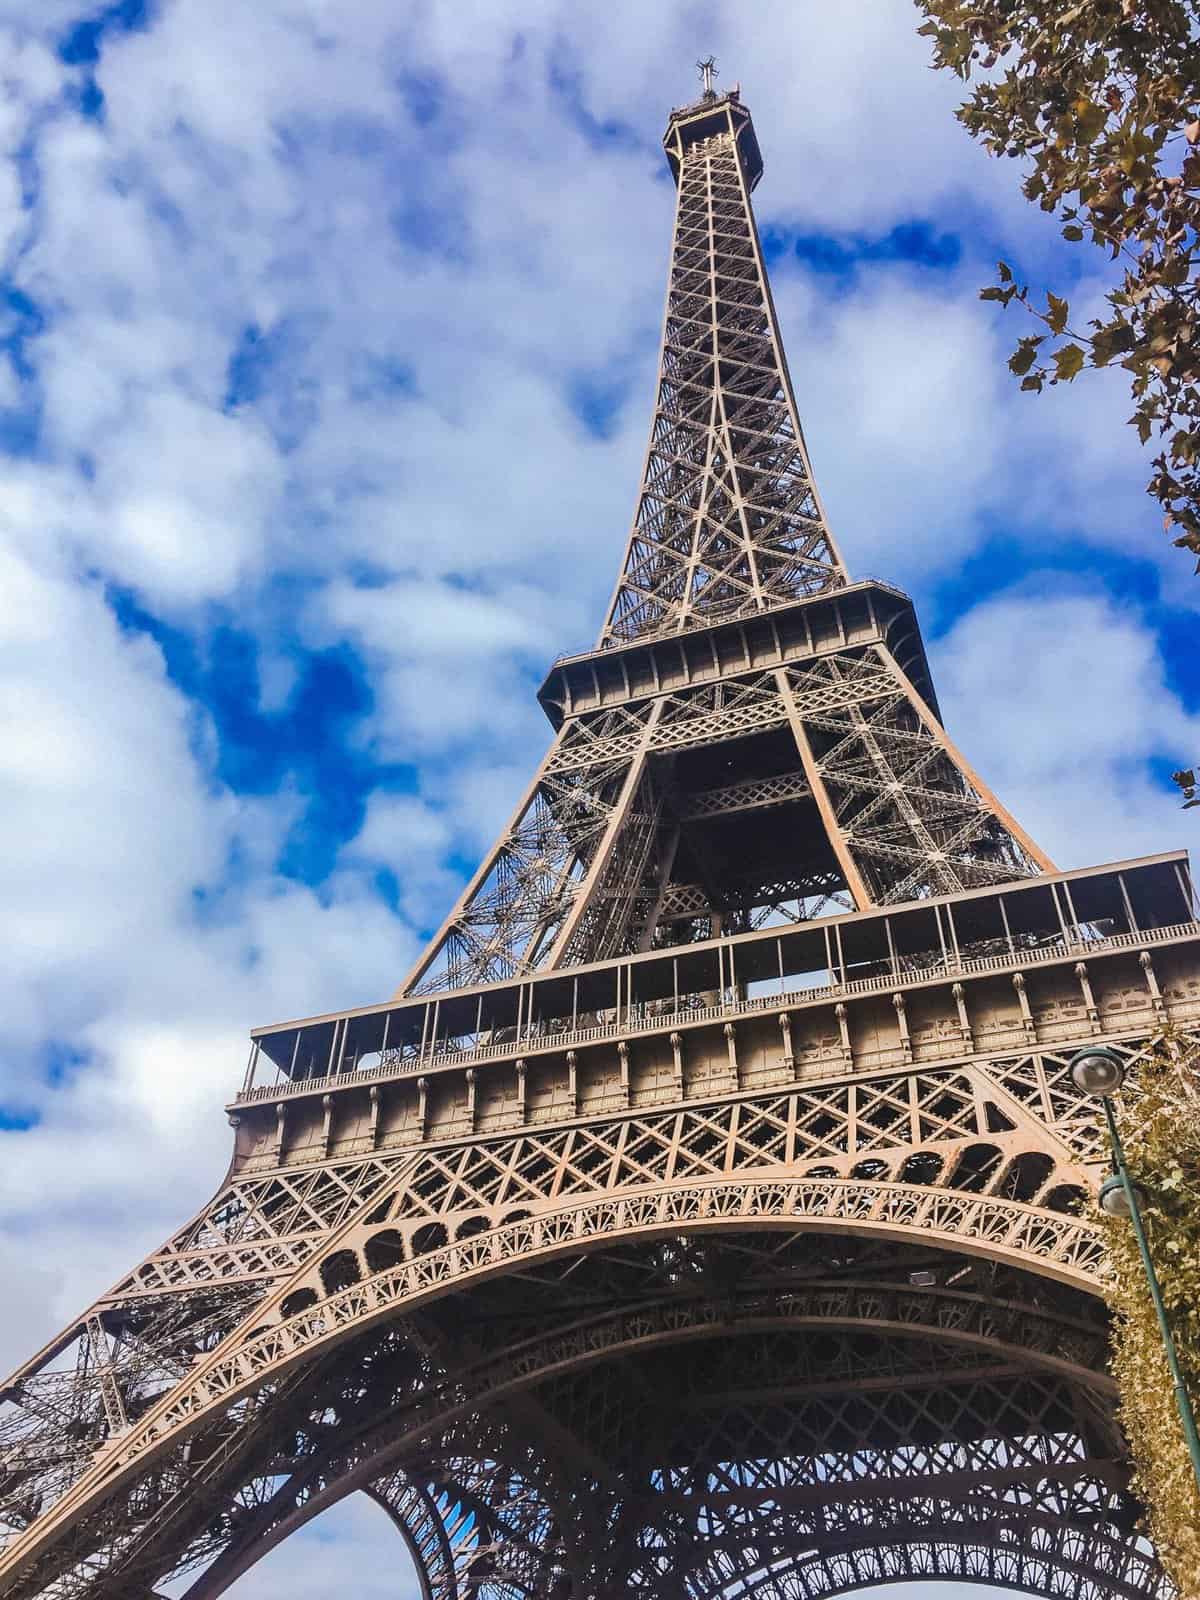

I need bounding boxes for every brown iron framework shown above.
[1,75,1197,1600]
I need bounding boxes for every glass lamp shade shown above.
[1099,1173,1146,1218]
[1069,1047,1126,1097]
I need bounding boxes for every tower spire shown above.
[696,55,718,98]
[601,87,847,648]
[395,85,1053,997]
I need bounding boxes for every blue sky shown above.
[0,2,1195,1595]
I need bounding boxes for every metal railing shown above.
[232,920,1197,1107]
[545,577,911,669]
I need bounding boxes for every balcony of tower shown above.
[226,851,1200,1174]
[539,582,935,725]
[663,86,764,190]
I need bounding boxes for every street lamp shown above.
[1069,1045,1200,1494]
[1097,1173,1144,1219]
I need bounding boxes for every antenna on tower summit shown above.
[696,55,718,98]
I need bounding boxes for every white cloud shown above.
[936,584,1198,868]
[316,574,566,755]
[0,531,422,1362]
[340,789,461,926]
[0,29,63,256]
[211,1491,422,1600]
[770,260,1166,595]
[0,539,230,1045]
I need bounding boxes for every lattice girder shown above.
[2,1029,1152,1585]
[603,101,845,648]
[0,1020,1183,1599]
[0,1036,1147,1566]
[685,1512,1162,1600]
[401,641,1052,992]
[11,1242,1131,1600]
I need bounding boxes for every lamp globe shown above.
[1070,1046,1126,1098]
[1099,1173,1146,1218]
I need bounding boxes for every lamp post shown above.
[1069,1045,1200,1495]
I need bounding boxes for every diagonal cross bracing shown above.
[601,114,846,647]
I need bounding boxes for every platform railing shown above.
[232,919,1198,1107]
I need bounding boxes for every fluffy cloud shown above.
[179,1491,423,1600]
[936,584,1200,868]
[767,259,1160,596]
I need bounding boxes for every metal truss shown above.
[687,1504,1162,1600]
[0,1229,1139,1597]
[392,86,1052,999]
[0,1264,1149,1598]
[223,1349,1154,1600]
[0,1029,1179,1598]
[403,649,1051,994]
[601,102,845,646]
[0,1035,1164,1591]
[731,1536,1161,1600]
[0,80,1190,1600]
[785,651,1048,902]
[369,1450,573,1600]
[0,1233,1169,1599]
[367,1472,461,1600]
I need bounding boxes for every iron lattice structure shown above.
[401,93,1047,1000]
[2,80,1198,1600]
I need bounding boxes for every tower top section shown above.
[663,83,763,191]
[601,76,841,648]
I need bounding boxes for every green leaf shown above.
[1074,97,1107,143]
[1093,322,1137,367]
[1161,255,1190,288]
[1053,343,1086,380]
[921,0,1200,559]
[1009,342,1041,377]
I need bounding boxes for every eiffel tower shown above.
[3,72,1199,1600]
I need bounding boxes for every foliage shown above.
[1100,1036,1200,1590]
[915,0,1200,565]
